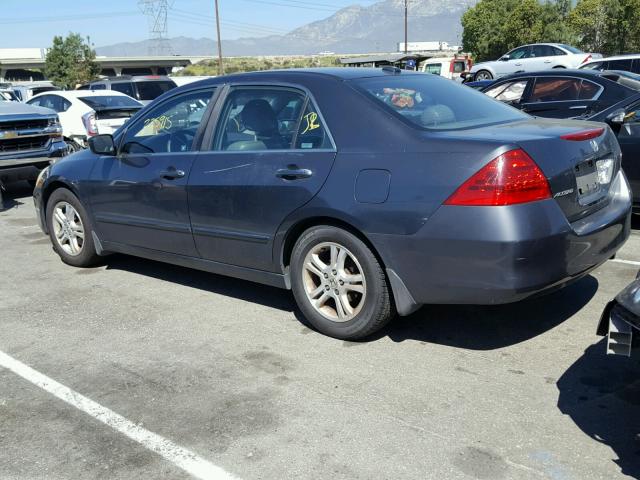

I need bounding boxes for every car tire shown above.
[474,70,494,81]
[290,225,395,340]
[46,188,100,268]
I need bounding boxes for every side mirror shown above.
[499,55,510,62]
[88,134,116,156]
[606,108,626,125]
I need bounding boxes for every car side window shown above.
[120,88,215,155]
[609,59,633,71]
[485,80,528,102]
[508,47,530,60]
[453,61,466,73]
[551,47,566,56]
[424,63,442,75]
[577,80,601,100]
[31,95,57,111]
[529,78,582,102]
[532,45,554,57]
[295,100,332,150]
[111,82,135,98]
[90,84,107,90]
[214,87,307,151]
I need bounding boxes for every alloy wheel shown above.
[52,201,85,256]
[302,242,367,322]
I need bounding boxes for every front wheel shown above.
[290,226,394,340]
[474,70,494,81]
[46,188,101,267]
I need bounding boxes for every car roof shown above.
[584,54,640,63]
[30,90,132,100]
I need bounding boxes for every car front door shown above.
[495,46,532,76]
[89,87,217,256]
[519,77,601,118]
[188,85,337,272]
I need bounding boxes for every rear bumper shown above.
[373,170,632,312]
[0,140,68,183]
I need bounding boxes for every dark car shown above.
[598,274,640,356]
[32,68,631,340]
[481,70,640,209]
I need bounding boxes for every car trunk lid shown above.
[437,118,621,222]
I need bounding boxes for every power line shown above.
[139,0,172,55]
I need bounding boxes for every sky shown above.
[0,0,380,48]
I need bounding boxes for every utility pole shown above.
[214,0,224,76]
[404,0,408,55]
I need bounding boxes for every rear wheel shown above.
[474,70,494,81]
[46,188,100,267]
[290,226,394,340]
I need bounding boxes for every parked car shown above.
[33,68,631,340]
[0,89,19,102]
[471,44,601,81]
[480,70,640,210]
[11,82,59,102]
[171,76,214,87]
[27,91,143,151]
[0,101,67,195]
[581,54,640,74]
[598,273,640,356]
[420,55,472,82]
[78,75,177,105]
[463,79,495,90]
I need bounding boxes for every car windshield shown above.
[134,81,176,101]
[351,74,527,130]
[0,91,17,101]
[558,44,583,54]
[79,95,142,109]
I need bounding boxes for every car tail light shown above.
[560,128,604,141]
[82,112,98,137]
[444,149,551,206]
[450,61,455,74]
[581,54,593,65]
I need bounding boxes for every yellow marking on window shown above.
[301,112,320,135]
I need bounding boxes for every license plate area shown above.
[575,159,604,205]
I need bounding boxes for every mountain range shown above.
[96,0,477,57]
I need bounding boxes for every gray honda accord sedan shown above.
[33,68,631,339]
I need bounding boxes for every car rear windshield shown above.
[79,96,142,109]
[352,74,527,130]
[134,80,176,101]
[558,44,583,54]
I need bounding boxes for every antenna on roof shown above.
[138,0,173,56]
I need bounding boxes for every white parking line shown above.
[0,350,240,480]
[610,258,640,267]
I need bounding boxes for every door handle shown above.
[275,168,313,180]
[159,168,185,180]
[514,63,522,66]
[569,105,588,110]
[544,60,552,63]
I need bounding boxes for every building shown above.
[0,48,213,82]
[397,42,460,53]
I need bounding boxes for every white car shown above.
[26,90,142,151]
[420,56,473,82]
[471,43,601,81]
[580,54,640,74]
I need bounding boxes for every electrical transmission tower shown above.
[138,0,172,56]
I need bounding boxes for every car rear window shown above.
[424,63,442,75]
[134,81,176,101]
[79,96,142,109]
[558,44,583,54]
[352,74,527,130]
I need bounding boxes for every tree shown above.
[44,33,100,89]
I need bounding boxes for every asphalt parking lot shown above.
[1,181,640,480]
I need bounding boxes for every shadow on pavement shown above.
[379,275,599,349]
[0,181,31,211]
[557,338,640,478]
[106,251,598,350]
[105,255,296,313]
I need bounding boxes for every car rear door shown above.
[529,45,557,71]
[188,84,337,272]
[614,101,640,202]
[89,87,217,256]
[519,77,602,118]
